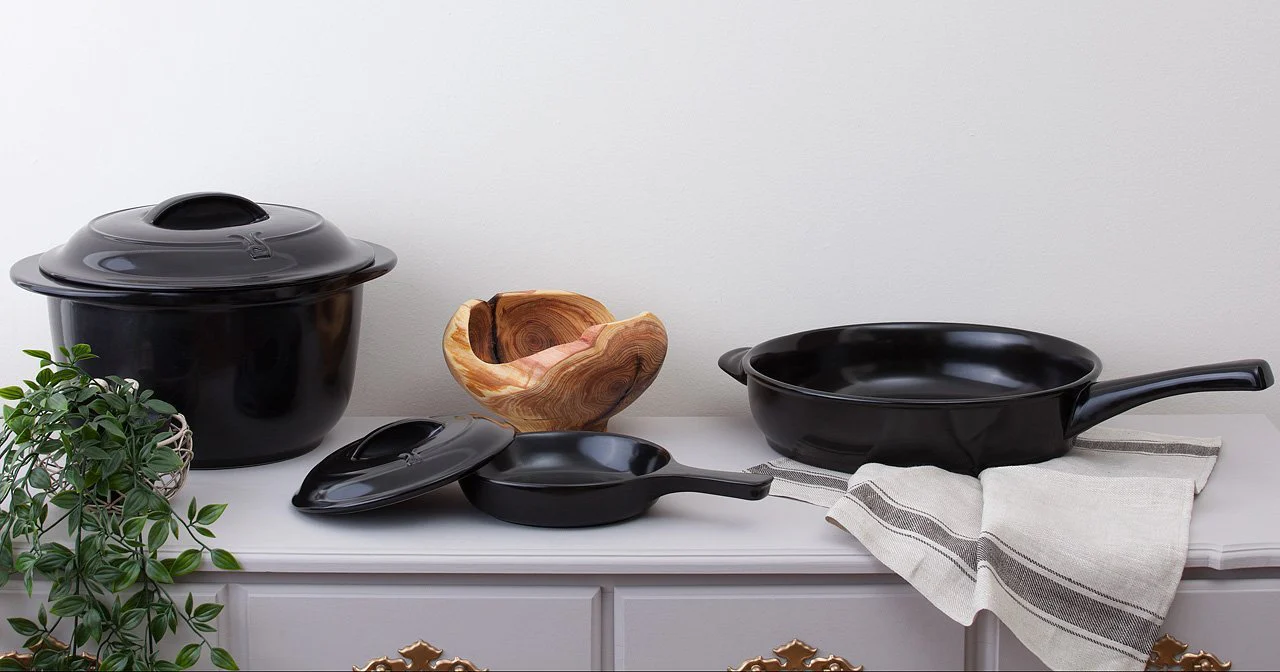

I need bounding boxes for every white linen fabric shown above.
[746,427,1220,671]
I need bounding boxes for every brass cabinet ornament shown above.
[1146,634,1231,671]
[0,636,99,670]
[731,639,862,672]
[355,640,485,672]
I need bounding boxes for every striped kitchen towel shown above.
[747,426,1221,672]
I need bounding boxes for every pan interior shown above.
[475,432,670,486]
[751,324,1099,401]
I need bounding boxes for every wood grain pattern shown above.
[443,290,667,432]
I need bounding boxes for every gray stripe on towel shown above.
[747,463,849,491]
[847,483,1162,655]
[1072,437,1218,457]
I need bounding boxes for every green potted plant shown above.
[0,346,240,671]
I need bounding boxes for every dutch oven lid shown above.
[37,192,377,291]
[292,415,516,514]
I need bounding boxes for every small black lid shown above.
[292,415,516,514]
[37,192,377,291]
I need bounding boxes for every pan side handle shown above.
[718,347,751,385]
[1066,359,1273,437]
[645,463,772,500]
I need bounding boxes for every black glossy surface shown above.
[292,416,516,513]
[10,193,397,467]
[459,432,773,528]
[722,323,1273,475]
[33,192,376,293]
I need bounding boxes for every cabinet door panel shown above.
[0,582,230,671]
[994,578,1280,671]
[614,584,964,671]
[236,584,600,671]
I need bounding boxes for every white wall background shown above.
[1,1,1278,423]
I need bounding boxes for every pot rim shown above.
[739,321,1104,407]
[10,242,396,307]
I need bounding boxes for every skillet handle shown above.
[646,463,772,500]
[1066,359,1273,437]
[718,347,751,385]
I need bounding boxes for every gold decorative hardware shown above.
[0,636,99,670]
[355,640,486,672]
[1146,634,1231,671]
[730,639,862,672]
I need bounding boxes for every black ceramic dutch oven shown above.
[720,322,1273,475]
[10,192,396,468]
[292,416,773,527]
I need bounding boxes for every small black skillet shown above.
[459,431,772,527]
[292,415,773,527]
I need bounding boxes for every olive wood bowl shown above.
[442,290,668,432]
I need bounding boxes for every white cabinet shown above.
[993,579,1280,671]
[614,584,966,671]
[7,415,1271,671]
[232,584,600,671]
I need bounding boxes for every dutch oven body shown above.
[721,323,1272,476]
[11,192,396,468]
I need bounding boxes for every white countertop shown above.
[179,414,1280,575]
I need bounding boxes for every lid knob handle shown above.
[142,192,270,230]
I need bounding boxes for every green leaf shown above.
[30,649,62,670]
[6,617,40,636]
[83,606,103,641]
[14,553,35,573]
[72,343,92,359]
[122,517,147,539]
[145,558,173,584]
[23,349,52,361]
[99,653,131,672]
[192,602,224,622]
[0,658,26,671]
[47,392,68,411]
[187,497,197,521]
[122,489,149,519]
[147,447,184,474]
[49,491,79,510]
[118,607,146,631]
[147,520,170,549]
[184,592,194,615]
[171,549,202,577]
[210,647,238,670]
[210,549,241,571]
[149,612,167,642]
[34,552,71,574]
[74,620,91,647]
[49,369,78,383]
[100,418,126,440]
[176,643,201,669]
[196,504,228,526]
[50,594,90,617]
[193,526,216,539]
[27,466,51,490]
[144,398,178,416]
[102,392,127,411]
[103,449,126,478]
[155,660,182,672]
[113,559,141,592]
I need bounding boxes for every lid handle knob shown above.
[142,192,270,230]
